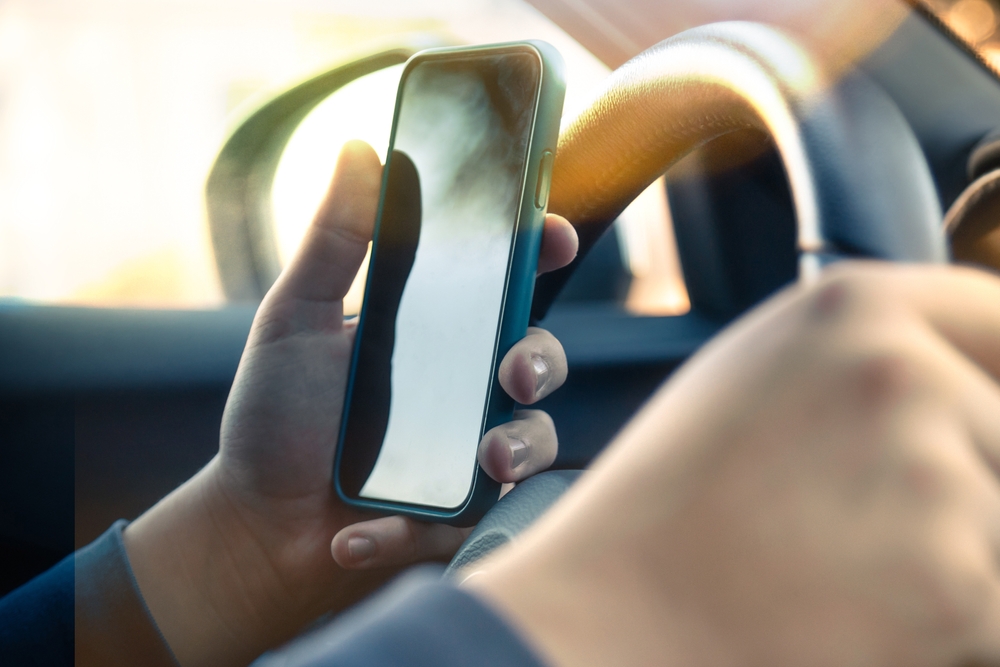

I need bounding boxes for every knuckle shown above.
[802,263,923,333]
[896,457,952,505]
[847,349,920,414]
[805,264,878,323]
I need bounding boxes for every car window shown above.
[0,0,627,310]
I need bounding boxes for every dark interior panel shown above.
[74,389,229,549]
[0,399,74,596]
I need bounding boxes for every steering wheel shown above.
[447,21,947,574]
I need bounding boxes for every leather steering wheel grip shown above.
[445,470,583,576]
[531,21,946,320]
[453,21,949,573]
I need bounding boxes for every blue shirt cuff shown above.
[261,566,548,667]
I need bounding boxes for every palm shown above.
[220,308,358,511]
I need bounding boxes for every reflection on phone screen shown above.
[339,52,541,508]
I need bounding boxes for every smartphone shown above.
[333,41,565,526]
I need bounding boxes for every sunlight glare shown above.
[272,64,403,269]
[616,177,690,316]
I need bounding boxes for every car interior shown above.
[3,0,1000,604]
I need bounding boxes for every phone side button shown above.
[534,150,554,209]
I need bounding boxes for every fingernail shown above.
[348,536,376,562]
[508,438,529,470]
[531,355,549,396]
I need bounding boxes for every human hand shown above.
[469,263,1000,667]
[123,141,577,667]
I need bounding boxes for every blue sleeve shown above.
[260,566,548,667]
[0,520,179,667]
[0,547,74,666]
[1,523,546,667]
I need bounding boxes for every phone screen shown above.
[338,51,542,509]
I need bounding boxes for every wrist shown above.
[123,461,273,667]
[123,457,373,667]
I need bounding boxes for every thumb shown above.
[271,140,383,304]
